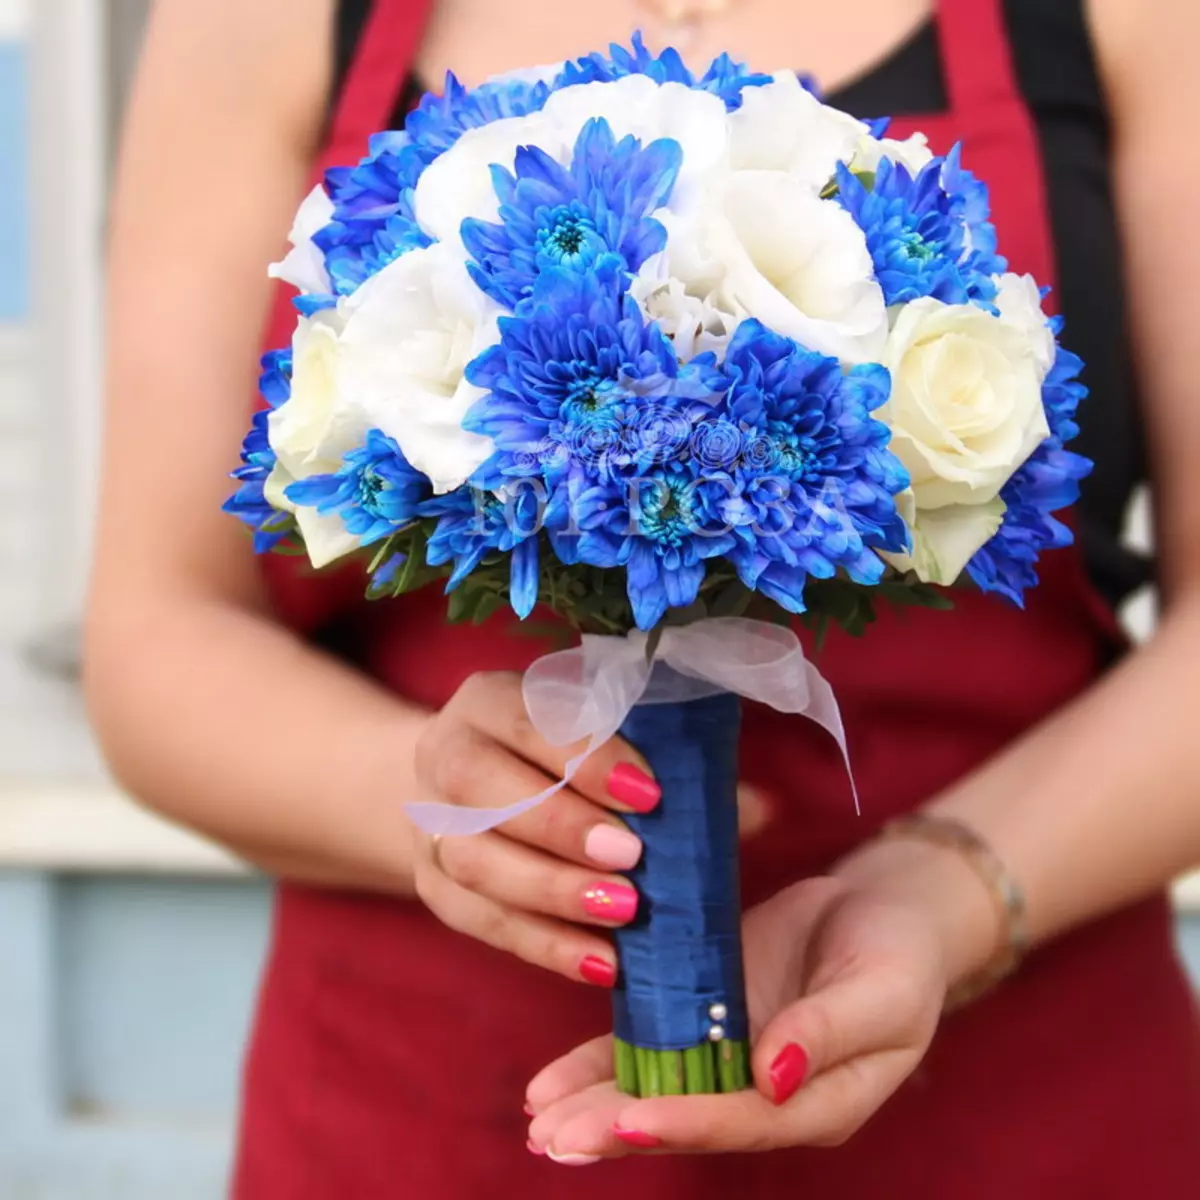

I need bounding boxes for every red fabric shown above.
[235,1,1200,1195]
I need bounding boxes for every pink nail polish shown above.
[613,1125,663,1148]
[584,824,643,870]
[582,882,638,924]
[607,763,662,813]
[769,1043,809,1106]
[579,954,617,987]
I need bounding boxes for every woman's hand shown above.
[410,670,664,988]
[524,875,950,1160]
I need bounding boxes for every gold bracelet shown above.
[880,814,1030,1012]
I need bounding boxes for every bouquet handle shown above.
[612,687,751,1096]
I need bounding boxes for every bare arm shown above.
[86,1,659,981]
[85,0,429,893]
[836,0,1200,983]
[526,0,1200,1153]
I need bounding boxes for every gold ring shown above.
[429,833,445,873]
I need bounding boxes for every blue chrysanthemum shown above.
[464,263,708,483]
[421,483,552,619]
[407,70,554,159]
[223,410,292,554]
[258,348,293,408]
[224,350,298,552]
[570,462,741,630]
[941,145,1005,281]
[285,430,429,548]
[314,134,432,302]
[836,154,1003,307]
[462,118,681,311]
[966,346,1092,604]
[556,31,772,110]
[715,320,910,612]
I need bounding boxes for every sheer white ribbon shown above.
[406,616,856,836]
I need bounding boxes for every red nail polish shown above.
[579,954,617,987]
[527,1139,546,1157]
[582,883,638,924]
[613,1125,663,1149]
[607,763,662,813]
[769,1043,809,1106]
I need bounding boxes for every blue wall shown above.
[0,41,28,320]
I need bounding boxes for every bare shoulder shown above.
[1085,0,1200,115]
[127,0,334,155]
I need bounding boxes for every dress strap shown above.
[935,0,1023,114]
[323,0,434,165]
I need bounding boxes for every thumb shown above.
[736,782,774,838]
[751,970,905,1107]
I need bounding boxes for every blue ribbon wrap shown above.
[612,689,749,1051]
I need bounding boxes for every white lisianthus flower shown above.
[728,72,866,190]
[850,131,934,176]
[635,172,888,364]
[414,112,564,243]
[994,272,1056,380]
[336,241,501,494]
[266,244,502,567]
[628,253,741,361]
[269,185,336,296]
[882,488,1007,586]
[876,296,1051,582]
[540,77,730,213]
[414,76,730,243]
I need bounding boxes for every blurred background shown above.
[0,2,1196,1197]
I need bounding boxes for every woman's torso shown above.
[235,3,1200,1195]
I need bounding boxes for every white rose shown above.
[994,272,1056,380]
[882,488,1006,585]
[876,296,1050,583]
[636,172,888,364]
[336,241,501,494]
[269,185,336,296]
[266,309,366,568]
[882,297,1050,509]
[728,72,867,191]
[850,132,934,177]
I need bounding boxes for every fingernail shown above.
[582,882,638,924]
[523,1100,536,1117]
[527,1138,546,1156]
[613,1125,663,1148]
[546,1149,602,1166]
[769,1043,809,1106]
[579,954,617,987]
[607,763,662,813]
[584,823,643,870]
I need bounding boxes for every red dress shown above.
[234,1,1200,1194]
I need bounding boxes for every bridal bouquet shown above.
[227,37,1089,1097]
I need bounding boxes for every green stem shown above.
[615,1038,638,1095]
[615,1039,751,1097]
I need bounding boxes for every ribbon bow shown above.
[406,616,856,836]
